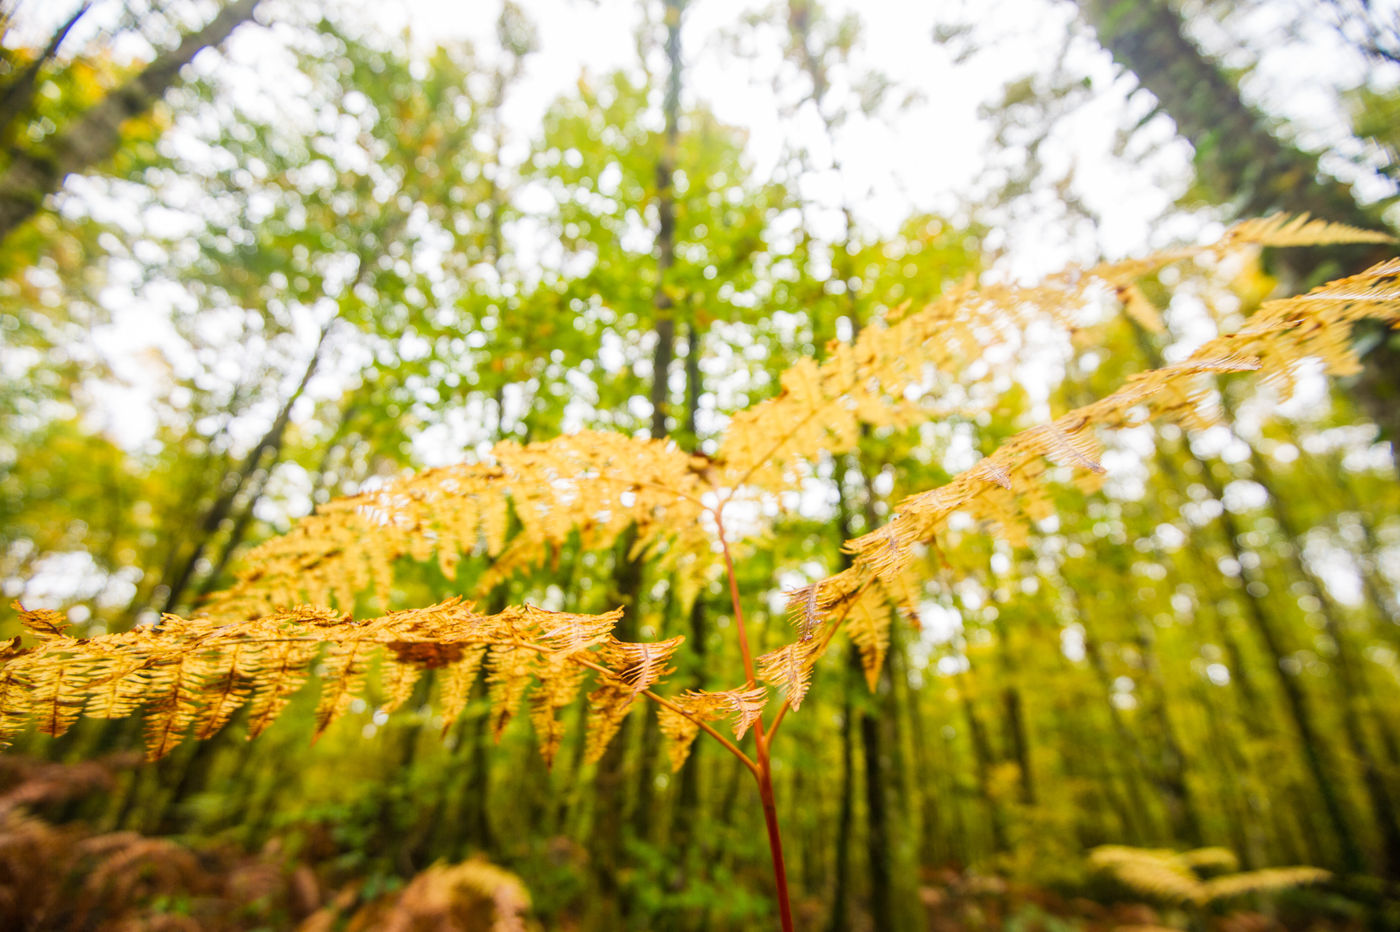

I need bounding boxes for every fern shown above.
[3,214,1395,931]
[1219,212,1395,249]
[1090,845,1331,907]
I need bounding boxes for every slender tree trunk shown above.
[1192,676,1264,866]
[0,2,91,144]
[989,609,1037,807]
[1132,615,1205,846]
[588,529,647,927]
[860,670,895,932]
[0,0,263,242]
[669,325,707,898]
[649,0,683,440]
[1253,455,1400,852]
[192,459,273,600]
[903,657,955,864]
[828,656,856,932]
[1071,592,1161,841]
[960,682,1007,854]
[159,319,331,615]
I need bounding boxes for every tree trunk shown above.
[961,684,1008,854]
[1075,0,1400,450]
[828,655,856,932]
[589,6,685,922]
[0,2,91,145]
[159,319,330,615]
[1071,588,1161,841]
[648,0,683,440]
[860,667,895,932]
[0,0,263,243]
[1131,614,1205,846]
[1248,449,1400,874]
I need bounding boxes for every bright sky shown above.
[371,0,1200,269]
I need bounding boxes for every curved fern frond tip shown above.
[1221,212,1395,249]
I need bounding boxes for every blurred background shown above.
[1,0,1399,929]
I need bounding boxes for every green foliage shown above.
[4,5,1400,930]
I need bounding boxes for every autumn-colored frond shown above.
[769,253,1398,698]
[528,653,587,768]
[716,276,1081,492]
[716,214,1392,507]
[657,686,769,772]
[1180,847,1239,874]
[1220,212,1395,249]
[1090,845,1204,904]
[309,857,532,932]
[0,600,653,762]
[1201,866,1331,901]
[656,702,702,773]
[845,584,892,692]
[582,635,685,764]
[201,431,714,622]
[486,639,536,740]
[384,859,532,932]
[1117,282,1165,333]
[757,640,818,711]
[312,640,373,740]
[1090,845,1331,906]
[435,644,487,735]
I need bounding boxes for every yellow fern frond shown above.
[351,857,532,932]
[657,702,702,773]
[313,640,373,739]
[655,684,771,773]
[799,258,1400,652]
[1181,847,1239,874]
[1201,866,1330,902]
[582,635,684,764]
[756,640,818,711]
[485,641,536,740]
[1221,212,1394,249]
[245,638,322,742]
[607,635,684,699]
[1090,846,1203,904]
[846,585,891,692]
[435,644,488,735]
[0,661,33,746]
[1118,282,1165,333]
[715,687,767,740]
[18,605,70,639]
[1090,845,1329,907]
[200,431,713,623]
[1,600,639,761]
[527,653,587,768]
[376,653,423,717]
[716,277,1080,493]
[192,641,259,741]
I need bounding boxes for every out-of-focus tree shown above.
[1072,0,1400,449]
[0,0,264,244]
